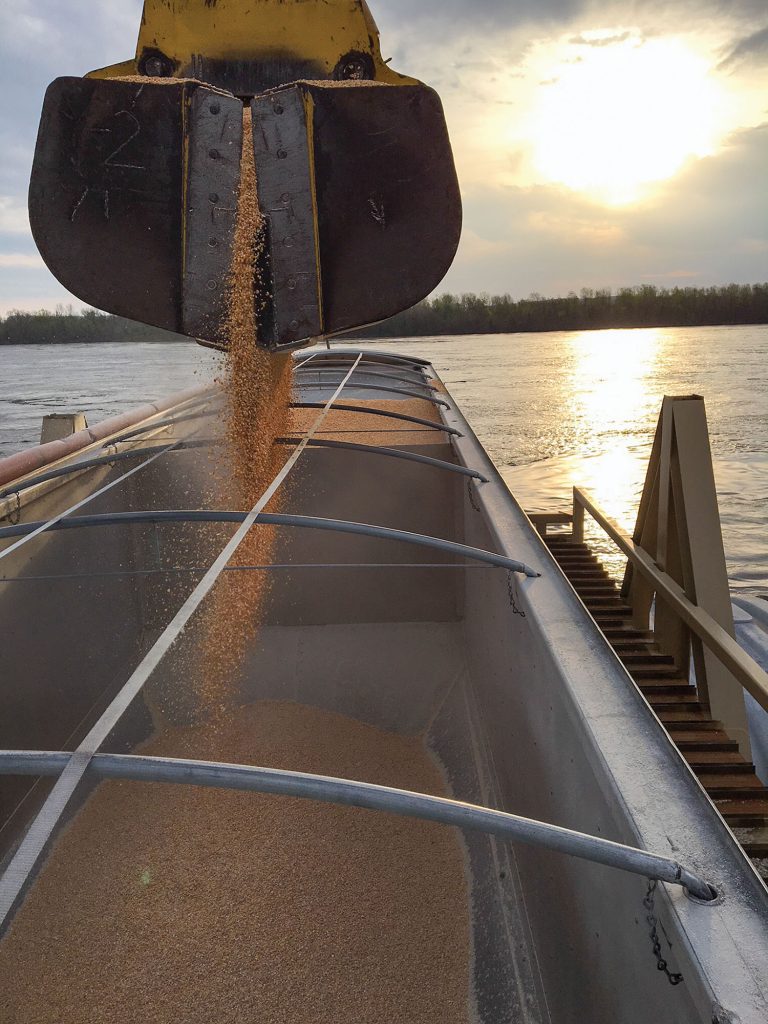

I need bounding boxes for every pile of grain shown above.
[0,702,471,1023]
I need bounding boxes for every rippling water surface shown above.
[1,325,766,590]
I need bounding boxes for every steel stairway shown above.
[546,534,768,885]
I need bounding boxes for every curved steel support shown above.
[0,441,213,502]
[296,372,438,395]
[103,406,222,447]
[295,382,448,407]
[290,402,460,436]
[295,360,428,384]
[300,349,431,368]
[0,510,540,577]
[295,367,437,391]
[0,751,714,901]
[275,437,488,482]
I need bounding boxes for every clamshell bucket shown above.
[28,75,461,350]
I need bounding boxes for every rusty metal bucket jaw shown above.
[29,77,244,347]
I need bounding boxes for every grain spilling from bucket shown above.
[195,105,294,715]
[0,702,472,1023]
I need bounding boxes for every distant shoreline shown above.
[2,283,766,342]
[1,320,766,345]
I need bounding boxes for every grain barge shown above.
[1,350,767,1022]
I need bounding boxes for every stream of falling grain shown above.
[197,106,294,716]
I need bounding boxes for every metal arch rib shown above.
[294,368,439,392]
[290,402,461,435]
[0,751,714,902]
[297,348,431,368]
[294,382,449,407]
[295,362,430,386]
[0,511,540,577]
[0,441,214,502]
[275,437,488,482]
[101,406,223,447]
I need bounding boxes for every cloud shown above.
[438,122,768,297]
[568,29,634,46]
[0,197,30,234]
[0,253,44,269]
[718,25,768,69]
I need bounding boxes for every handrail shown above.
[572,486,768,714]
[0,750,715,901]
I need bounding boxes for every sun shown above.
[529,35,723,203]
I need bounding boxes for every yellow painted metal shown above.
[88,0,414,86]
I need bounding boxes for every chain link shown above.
[506,571,527,618]
[5,491,22,527]
[643,879,683,986]
[467,479,481,513]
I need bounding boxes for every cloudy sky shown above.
[0,0,765,313]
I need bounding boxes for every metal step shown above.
[697,774,765,797]
[670,730,739,751]
[611,640,660,652]
[716,798,768,825]
[638,680,697,696]
[732,825,768,858]
[620,651,675,665]
[684,752,755,773]
[601,627,654,640]
[658,711,724,727]
[629,664,683,680]
[647,693,702,708]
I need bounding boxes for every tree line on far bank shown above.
[0,307,183,345]
[1,283,766,344]
[352,282,768,337]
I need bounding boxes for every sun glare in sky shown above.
[529,36,725,204]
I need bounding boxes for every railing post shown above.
[572,488,584,544]
[627,397,751,756]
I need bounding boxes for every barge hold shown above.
[3,0,768,1019]
[0,351,767,1022]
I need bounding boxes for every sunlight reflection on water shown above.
[1,326,766,592]
[359,325,768,593]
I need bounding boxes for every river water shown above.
[1,324,766,591]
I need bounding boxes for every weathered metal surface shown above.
[248,81,461,347]
[182,86,242,341]
[251,88,323,347]
[28,78,242,344]
[309,83,462,337]
[88,0,414,94]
